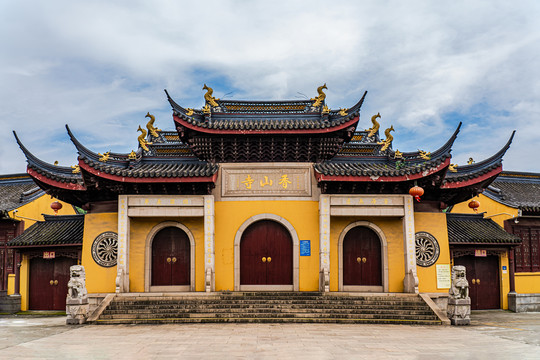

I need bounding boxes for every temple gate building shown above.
[11,85,520,319]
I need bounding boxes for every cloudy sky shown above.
[1,1,539,174]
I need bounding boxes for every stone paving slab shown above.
[0,311,539,359]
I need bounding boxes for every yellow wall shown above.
[214,201,320,291]
[414,212,452,293]
[128,217,205,292]
[329,217,405,292]
[81,213,118,294]
[7,274,15,295]
[499,252,510,309]
[451,194,518,227]
[20,255,29,311]
[516,273,540,293]
[10,195,76,229]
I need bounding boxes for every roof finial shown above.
[367,113,381,138]
[137,125,152,152]
[203,84,219,108]
[378,126,394,152]
[145,112,161,138]
[311,83,327,108]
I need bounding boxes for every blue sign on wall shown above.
[300,240,311,256]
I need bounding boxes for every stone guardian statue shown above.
[66,265,89,324]
[447,265,471,325]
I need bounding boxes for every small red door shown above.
[152,227,190,286]
[343,226,382,286]
[240,220,293,285]
[454,255,500,309]
[29,257,76,310]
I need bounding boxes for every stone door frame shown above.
[144,221,196,292]
[338,221,389,292]
[234,213,300,291]
[116,195,215,293]
[319,194,418,293]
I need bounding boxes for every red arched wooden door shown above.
[343,226,382,287]
[152,227,190,286]
[240,220,293,286]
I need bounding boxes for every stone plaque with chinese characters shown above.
[222,166,311,197]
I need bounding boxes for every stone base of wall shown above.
[508,292,540,312]
[0,291,21,313]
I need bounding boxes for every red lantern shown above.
[51,201,63,215]
[468,199,480,213]
[409,185,424,202]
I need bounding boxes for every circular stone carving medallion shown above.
[415,232,440,267]
[91,232,118,267]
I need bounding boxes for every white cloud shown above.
[1,0,539,173]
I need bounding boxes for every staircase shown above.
[92,292,443,325]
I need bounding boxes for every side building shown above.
[0,174,76,312]
[13,85,516,313]
[452,171,540,311]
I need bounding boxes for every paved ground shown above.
[0,311,539,359]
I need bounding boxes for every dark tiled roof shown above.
[8,214,84,247]
[313,156,447,178]
[444,131,515,184]
[66,126,218,179]
[14,131,85,188]
[447,213,521,245]
[82,158,218,178]
[168,90,367,131]
[0,174,44,212]
[314,124,460,178]
[484,171,540,212]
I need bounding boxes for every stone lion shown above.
[449,265,469,300]
[67,265,87,300]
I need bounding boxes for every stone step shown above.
[102,307,435,316]
[95,293,442,325]
[99,312,438,320]
[109,299,426,306]
[94,317,442,325]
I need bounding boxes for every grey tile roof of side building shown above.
[484,171,540,212]
[8,214,84,247]
[447,213,522,245]
[0,174,45,213]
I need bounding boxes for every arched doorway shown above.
[339,222,387,292]
[150,226,191,290]
[239,219,294,290]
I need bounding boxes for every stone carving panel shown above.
[91,232,118,267]
[415,232,440,267]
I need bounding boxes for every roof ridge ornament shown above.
[145,112,161,138]
[98,151,110,162]
[310,83,327,108]
[378,125,394,152]
[367,113,381,138]
[203,84,220,108]
[137,125,152,152]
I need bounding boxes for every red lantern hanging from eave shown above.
[51,201,63,215]
[409,185,424,202]
[468,199,480,213]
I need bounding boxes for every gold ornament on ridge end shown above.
[367,113,381,138]
[145,112,161,138]
[378,126,394,152]
[137,125,152,151]
[311,83,327,108]
[203,84,219,107]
